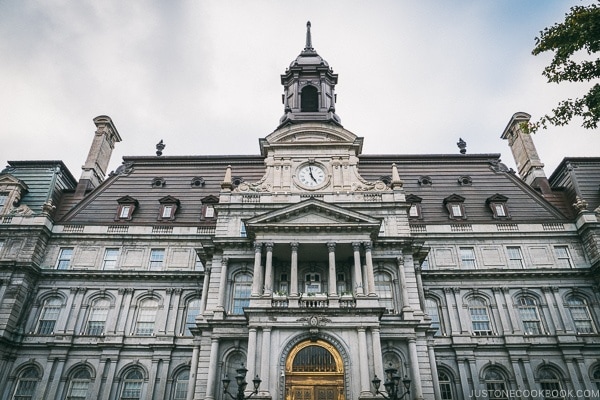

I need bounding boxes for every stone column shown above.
[46,356,66,399]
[371,328,384,380]
[551,287,571,333]
[502,287,519,334]
[414,266,425,311]
[327,242,337,296]
[116,288,134,335]
[492,287,510,335]
[453,288,470,334]
[457,358,472,398]
[264,243,274,295]
[205,337,221,400]
[358,327,371,396]
[396,256,412,314]
[290,243,299,296]
[246,328,258,386]
[187,343,201,400]
[364,242,376,296]
[216,258,229,311]
[252,243,263,296]
[542,286,562,333]
[259,327,272,396]
[427,338,441,400]
[443,288,459,335]
[408,339,424,399]
[199,266,211,314]
[352,242,364,296]
[509,357,526,396]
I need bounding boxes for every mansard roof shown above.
[54,152,569,225]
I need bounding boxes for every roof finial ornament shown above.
[156,140,165,156]
[304,21,313,51]
[457,138,467,154]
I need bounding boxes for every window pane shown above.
[469,299,490,333]
[87,299,110,335]
[103,248,119,270]
[554,246,573,268]
[57,248,74,270]
[374,273,394,313]
[119,205,131,218]
[149,249,165,270]
[425,298,441,335]
[507,247,524,269]
[494,204,506,217]
[37,298,61,334]
[451,204,462,217]
[136,300,157,335]
[185,299,201,335]
[518,297,542,335]
[232,273,252,315]
[567,296,594,333]
[173,371,189,400]
[460,248,476,269]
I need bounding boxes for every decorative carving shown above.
[110,161,134,177]
[297,315,331,327]
[10,204,33,216]
[573,196,588,213]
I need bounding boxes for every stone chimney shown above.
[75,115,122,197]
[501,112,551,194]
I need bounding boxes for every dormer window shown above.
[157,196,180,221]
[486,194,510,219]
[151,177,166,188]
[115,196,138,221]
[0,174,29,215]
[406,194,423,219]
[443,194,466,220]
[200,195,219,220]
[458,176,472,186]
[418,176,433,186]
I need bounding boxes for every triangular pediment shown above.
[0,174,28,191]
[244,198,381,232]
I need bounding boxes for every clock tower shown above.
[233,22,393,195]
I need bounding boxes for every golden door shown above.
[285,340,344,400]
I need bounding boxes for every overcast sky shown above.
[1,1,599,180]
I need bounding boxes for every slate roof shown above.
[55,152,569,225]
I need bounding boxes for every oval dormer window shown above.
[301,85,318,112]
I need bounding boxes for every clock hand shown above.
[309,166,317,182]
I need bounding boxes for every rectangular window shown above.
[494,203,507,217]
[204,205,215,218]
[149,249,165,270]
[161,205,174,218]
[459,247,476,269]
[56,248,74,270]
[507,246,524,269]
[0,193,7,208]
[119,205,131,219]
[240,222,247,238]
[409,204,421,218]
[554,246,573,268]
[232,283,251,315]
[451,204,463,217]
[102,248,119,270]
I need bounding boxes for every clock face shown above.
[298,164,326,188]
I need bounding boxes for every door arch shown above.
[285,339,345,400]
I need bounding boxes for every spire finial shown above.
[304,21,313,51]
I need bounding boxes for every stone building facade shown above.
[1,23,600,400]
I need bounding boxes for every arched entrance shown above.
[285,339,344,400]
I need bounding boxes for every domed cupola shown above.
[278,22,341,128]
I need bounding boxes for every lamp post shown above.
[222,364,262,400]
[372,363,411,400]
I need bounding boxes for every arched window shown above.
[65,367,92,400]
[12,367,40,400]
[591,365,600,390]
[86,298,110,335]
[484,368,508,399]
[172,369,189,400]
[135,298,158,336]
[374,272,394,313]
[120,369,144,400]
[231,273,252,315]
[301,85,319,112]
[425,297,443,336]
[36,297,62,334]
[184,298,201,335]
[468,298,492,335]
[566,295,595,333]
[517,296,543,335]
[538,367,564,399]
[438,369,455,400]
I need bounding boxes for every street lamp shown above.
[372,363,411,400]
[222,364,262,400]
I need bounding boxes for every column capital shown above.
[396,255,404,266]
[265,242,274,251]
[222,257,229,266]
[290,242,299,251]
[327,242,336,252]
[352,242,361,251]
[363,241,372,251]
[254,242,263,252]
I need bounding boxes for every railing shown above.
[451,224,473,232]
[339,297,356,308]
[496,223,518,232]
[152,226,173,234]
[271,298,289,308]
[197,226,216,235]
[542,223,565,231]
[299,297,329,308]
[63,225,84,233]
[107,225,129,233]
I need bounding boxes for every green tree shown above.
[529,2,600,132]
